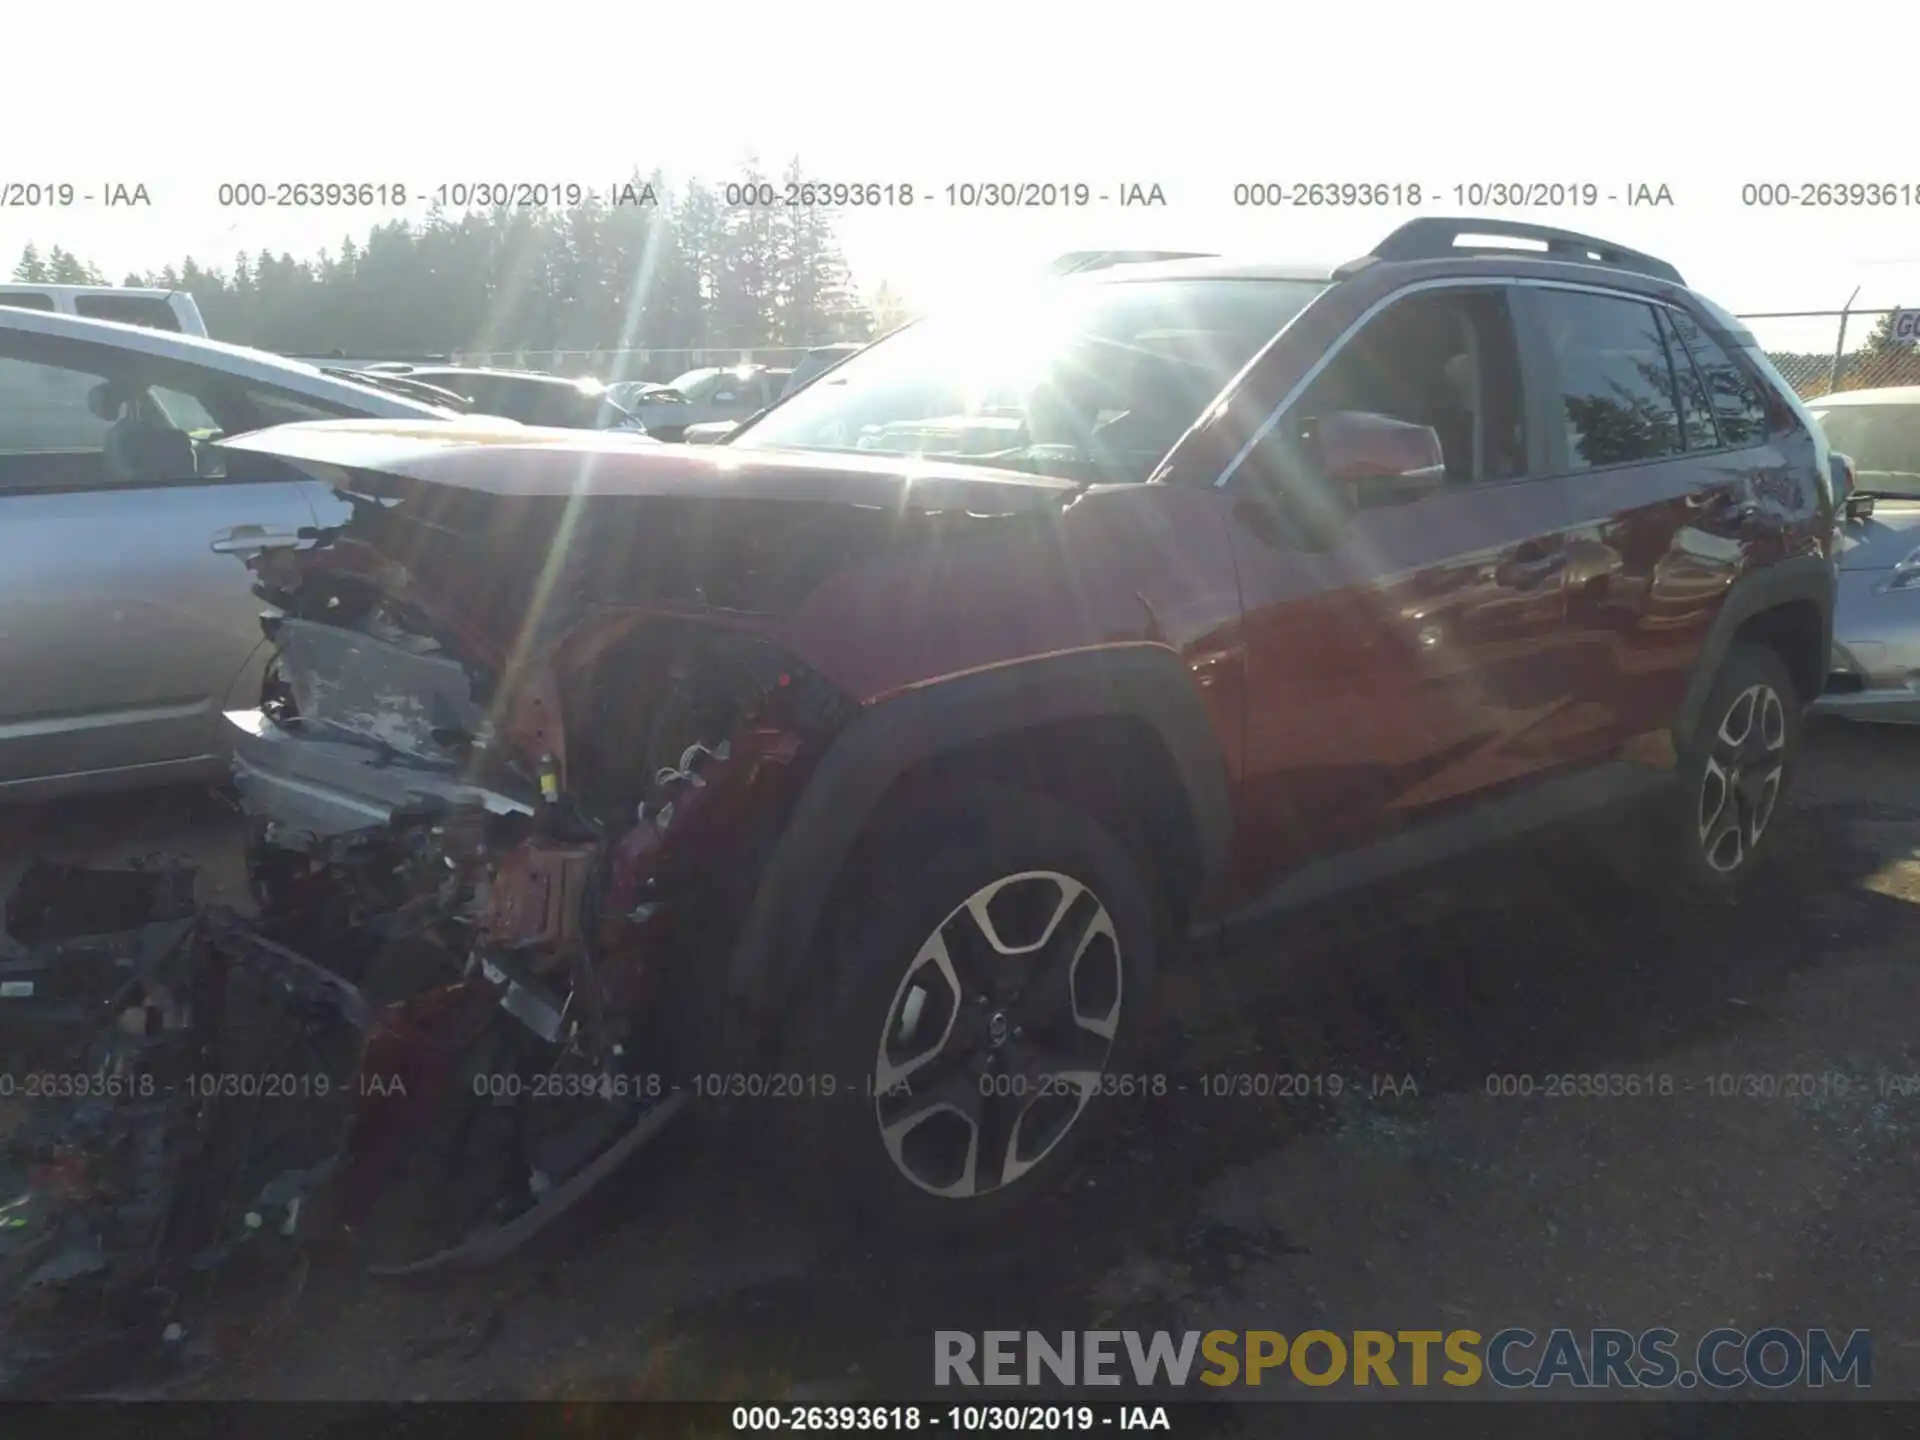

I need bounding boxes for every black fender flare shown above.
[1674,553,1835,743]
[720,644,1233,1051]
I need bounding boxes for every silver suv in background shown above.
[0,307,466,802]
[1811,385,1920,723]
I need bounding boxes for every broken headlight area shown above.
[1,866,366,1397]
[215,516,860,1273]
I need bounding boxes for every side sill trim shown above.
[1196,760,1669,946]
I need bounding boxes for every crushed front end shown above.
[216,457,867,1269]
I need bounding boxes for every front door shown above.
[0,335,327,790]
[1220,283,1591,895]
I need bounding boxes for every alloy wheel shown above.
[871,870,1123,1199]
[1697,682,1788,874]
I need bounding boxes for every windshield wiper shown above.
[324,367,469,411]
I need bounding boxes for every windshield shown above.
[669,367,722,395]
[593,395,640,428]
[1811,402,1920,496]
[731,275,1328,482]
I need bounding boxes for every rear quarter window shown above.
[71,295,183,331]
[1667,309,1768,447]
[0,293,57,312]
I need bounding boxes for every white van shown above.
[0,284,207,336]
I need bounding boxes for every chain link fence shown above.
[1737,308,1920,399]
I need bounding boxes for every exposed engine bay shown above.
[222,472,874,1259]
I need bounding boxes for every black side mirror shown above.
[1834,452,1874,520]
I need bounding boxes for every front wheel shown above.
[783,785,1159,1234]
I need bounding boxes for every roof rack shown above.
[1360,218,1684,286]
[1046,250,1217,275]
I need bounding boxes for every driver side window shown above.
[0,349,212,491]
[1290,286,1529,487]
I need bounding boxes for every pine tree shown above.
[3,161,866,359]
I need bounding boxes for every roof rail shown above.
[1046,250,1216,275]
[1362,217,1685,286]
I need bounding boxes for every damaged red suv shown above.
[217,218,1836,1239]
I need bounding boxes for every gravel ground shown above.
[3,718,1917,1412]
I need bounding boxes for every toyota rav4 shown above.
[209,218,1837,1244]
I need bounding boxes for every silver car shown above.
[0,307,464,802]
[1809,385,1920,723]
[622,364,788,440]
[679,344,868,444]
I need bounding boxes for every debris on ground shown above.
[0,863,364,1396]
[0,842,691,1397]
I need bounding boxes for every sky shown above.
[4,0,1918,357]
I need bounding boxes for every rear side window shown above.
[72,294,182,331]
[1656,310,1719,451]
[0,293,57,312]
[1666,310,1767,448]
[1533,288,1682,469]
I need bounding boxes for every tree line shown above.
[10,159,917,357]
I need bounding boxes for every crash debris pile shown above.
[0,862,364,1396]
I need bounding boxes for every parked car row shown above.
[352,364,646,430]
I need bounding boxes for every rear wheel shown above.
[1664,643,1800,897]
[783,785,1158,1234]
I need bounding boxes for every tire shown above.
[1661,642,1802,899]
[781,784,1159,1235]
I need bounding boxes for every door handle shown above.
[210,525,303,555]
[1496,546,1567,590]
[1685,485,1755,520]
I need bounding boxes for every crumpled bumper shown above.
[225,709,534,845]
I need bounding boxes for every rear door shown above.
[1222,281,1591,885]
[1526,285,1780,761]
[0,332,333,790]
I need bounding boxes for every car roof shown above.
[1081,257,1341,285]
[1806,385,1920,408]
[0,305,447,416]
[0,283,185,301]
